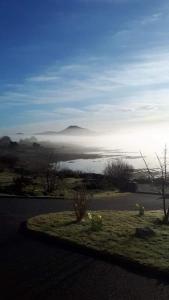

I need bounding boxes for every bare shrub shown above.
[12,175,33,195]
[40,160,60,194]
[104,159,134,191]
[30,152,60,194]
[73,185,89,222]
[140,146,169,223]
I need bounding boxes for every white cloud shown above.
[2,46,169,131]
[28,75,60,82]
[78,0,138,3]
[2,45,169,106]
[140,13,163,26]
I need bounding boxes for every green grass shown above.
[0,171,14,185]
[92,190,130,200]
[0,172,84,197]
[27,210,169,273]
[0,171,129,198]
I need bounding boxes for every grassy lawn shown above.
[27,210,169,274]
[0,171,14,185]
[92,190,131,200]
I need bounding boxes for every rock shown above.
[135,227,155,238]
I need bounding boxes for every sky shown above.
[1,0,169,134]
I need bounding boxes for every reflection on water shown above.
[60,155,144,174]
[61,158,111,174]
[60,151,146,174]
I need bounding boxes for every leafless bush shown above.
[140,146,169,223]
[12,175,33,195]
[33,152,60,194]
[104,159,134,191]
[41,161,60,194]
[73,185,89,222]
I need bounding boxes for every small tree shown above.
[40,158,60,194]
[31,152,60,195]
[140,146,169,223]
[104,159,134,191]
[12,175,33,195]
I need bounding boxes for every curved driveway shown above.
[1,194,169,300]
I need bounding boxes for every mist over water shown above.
[60,130,168,173]
[11,126,169,173]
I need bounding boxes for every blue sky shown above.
[1,0,169,133]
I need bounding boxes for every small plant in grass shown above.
[136,203,145,216]
[73,185,89,222]
[87,212,103,231]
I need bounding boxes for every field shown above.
[0,168,132,200]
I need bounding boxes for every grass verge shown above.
[92,191,130,200]
[26,210,169,276]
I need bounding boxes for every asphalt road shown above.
[1,194,169,300]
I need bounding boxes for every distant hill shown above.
[36,125,96,136]
[36,131,58,135]
[57,125,95,136]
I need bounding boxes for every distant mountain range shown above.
[36,125,96,136]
